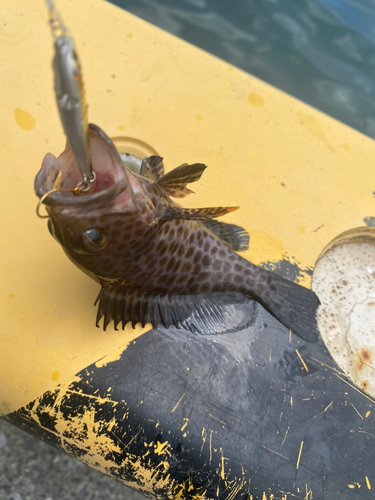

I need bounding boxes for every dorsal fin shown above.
[202,220,249,252]
[140,156,164,180]
[155,163,207,198]
[95,285,258,334]
[160,205,239,222]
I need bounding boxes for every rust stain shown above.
[360,349,371,362]
[361,380,369,390]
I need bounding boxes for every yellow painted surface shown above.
[1,0,375,428]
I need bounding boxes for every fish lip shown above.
[34,123,129,207]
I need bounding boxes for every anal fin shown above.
[95,285,258,334]
[203,220,249,252]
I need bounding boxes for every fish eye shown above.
[81,228,107,253]
[86,229,104,245]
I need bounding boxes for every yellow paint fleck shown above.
[366,411,371,418]
[290,396,293,407]
[200,427,207,453]
[366,476,371,490]
[14,108,36,131]
[196,114,202,120]
[181,419,188,432]
[298,225,306,234]
[219,447,227,479]
[343,143,350,151]
[295,349,308,371]
[248,92,264,108]
[186,367,190,371]
[51,370,60,381]
[126,33,133,38]
[280,426,289,449]
[154,440,171,456]
[118,125,125,131]
[348,484,355,489]
[8,293,15,299]
[296,441,304,469]
[264,120,269,124]
[262,493,267,500]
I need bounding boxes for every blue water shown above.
[108,0,375,139]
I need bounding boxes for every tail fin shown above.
[254,271,320,343]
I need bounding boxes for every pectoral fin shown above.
[95,285,258,334]
[155,163,207,198]
[160,205,239,222]
[140,156,164,180]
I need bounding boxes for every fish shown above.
[35,123,320,342]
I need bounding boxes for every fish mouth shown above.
[35,124,129,207]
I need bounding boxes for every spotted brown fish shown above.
[35,124,319,342]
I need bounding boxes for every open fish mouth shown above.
[34,124,129,208]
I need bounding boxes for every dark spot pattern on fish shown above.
[35,124,320,342]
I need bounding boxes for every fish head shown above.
[35,124,158,279]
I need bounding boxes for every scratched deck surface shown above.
[2,0,375,498]
[0,418,144,500]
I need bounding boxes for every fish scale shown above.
[35,124,319,342]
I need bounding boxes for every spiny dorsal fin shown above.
[155,163,207,198]
[202,220,249,252]
[140,156,164,180]
[95,285,258,334]
[160,205,239,222]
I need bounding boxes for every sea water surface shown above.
[109,0,375,139]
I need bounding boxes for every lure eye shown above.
[81,228,107,253]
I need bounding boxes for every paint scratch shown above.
[295,349,308,372]
[171,392,186,413]
[314,400,333,417]
[209,413,226,426]
[333,372,375,403]
[296,441,304,470]
[209,430,213,464]
[350,402,364,419]
[262,445,289,460]
[280,427,289,449]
